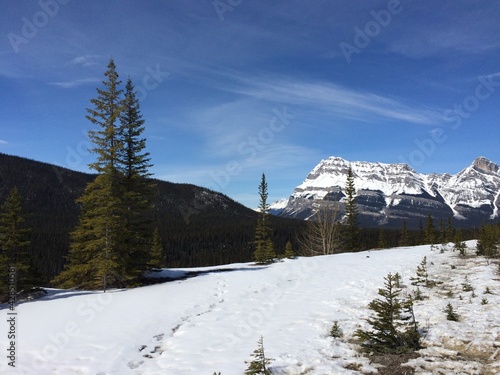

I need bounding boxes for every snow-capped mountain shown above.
[268,198,289,215]
[273,156,500,227]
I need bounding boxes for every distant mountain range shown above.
[271,156,500,228]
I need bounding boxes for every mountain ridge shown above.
[0,152,305,281]
[272,156,500,228]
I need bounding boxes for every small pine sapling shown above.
[355,273,421,354]
[453,230,467,256]
[411,257,429,286]
[244,336,273,375]
[444,303,459,321]
[330,321,343,338]
[394,272,402,288]
[462,276,474,292]
[413,287,425,301]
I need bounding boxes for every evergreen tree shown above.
[453,229,467,256]
[330,321,343,338]
[355,273,420,354]
[444,302,459,321]
[418,219,424,245]
[0,188,38,297]
[411,256,429,286]
[377,229,387,249]
[343,166,360,251]
[438,218,446,243]
[53,174,125,290]
[86,58,123,175]
[283,240,295,259]
[254,174,275,264]
[398,220,411,247]
[118,77,154,279]
[446,217,454,243]
[244,336,273,375]
[54,59,154,290]
[424,215,435,244]
[54,60,127,291]
[148,227,164,270]
[476,224,499,259]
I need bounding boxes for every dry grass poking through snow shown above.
[361,243,500,375]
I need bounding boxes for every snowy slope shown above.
[268,198,289,216]
[1,242,499,374]
[276,156,500,226]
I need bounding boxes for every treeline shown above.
[0,151,489,293]
[252,168,483,264]
[0,152,307,284]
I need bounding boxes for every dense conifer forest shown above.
[0,152,308,283]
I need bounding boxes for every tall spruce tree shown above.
[87,58,123,175]
[148,227,164,270]
[0,188,38,297]
[343,166,360,251]
[446,217,454,243]
[418,219,424,245]
[424,214,435,244]
[54,59,153,290]
[377,229,387,249]
[398,220,411,247]
[438,218,445,243]
[254,174,275,264]
[118,78,154,280]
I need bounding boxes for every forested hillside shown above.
[0,153,306,282]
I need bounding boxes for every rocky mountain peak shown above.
[273,156,500,227]
[472,157,499,175]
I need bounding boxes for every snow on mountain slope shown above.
[1,242,499,374]
[294,157,426,197]
[268,198,289,216]
[277,156,500,226]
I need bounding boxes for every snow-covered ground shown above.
[1,241,499,374]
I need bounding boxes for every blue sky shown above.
[1,1,499,208]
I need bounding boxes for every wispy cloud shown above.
[481,72,500,79]
[48,78,100,89]
[388,31,499,59]
[0,139,8,145]
[217,75,441,125]
[177,63,441,126]
[69,55,101,68]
